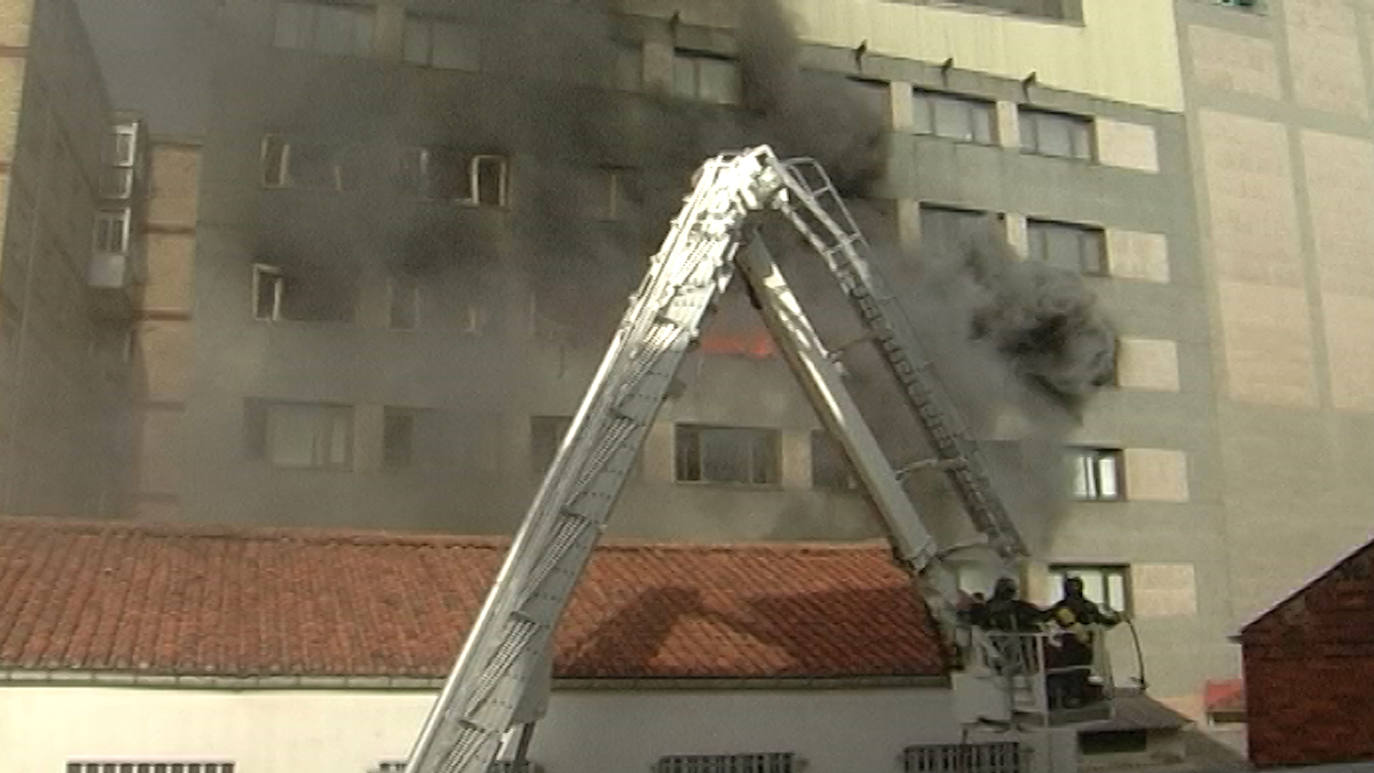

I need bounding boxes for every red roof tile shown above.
[0,516,946,681]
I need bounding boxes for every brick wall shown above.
[1241,543,1374,767]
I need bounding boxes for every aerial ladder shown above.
[401,146,1114,773]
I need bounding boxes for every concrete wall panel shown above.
[141,232,194,312]
[137,320,190,401]
[1095,118,1159,173]
[1301,129,1374,297]
[1117,338,1180,392]
[1187,24,1281,100]
[1217,281,1317,407]
[1123,447,1189,503]
[1200,111,1303,287]
[147,143,202,228]
[137,407,181,494]
[1321,293,1374,412]
[1106,229,1170,283]
[1287,0,1368,118]
[1131,562,1198,618]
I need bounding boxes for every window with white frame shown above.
[68,763,236,773]
[103,122,138,167]
[903,742,1026,773]
[1068,447,1124,501]
[657,753,797,773]
[675,424,780,486]
[398,147,508,206]
[1048,564,1130,615]
[912,89,996,145]
[252,263,285,321]
[274,1,373,56]
[671,50,741,105]
[93,208,131,253]
[100,166,134,199]
[245,399,353,469]
[810,429,857,491]
[261,134,344,190]
[389,274,419,330]
[1019,107,1093,160]
[1026,219,1107,275]
[402,14,479,71]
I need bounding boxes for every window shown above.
[1080,730,1148,755]
[912,89,995,145]
[389,275,419,330]
[93,209,131,253]
[810,430,857,491]
[261,135,344,190]
[245,399,353,469]
[1068,447,1123,501]
[274,1,373,57]
[609,40,642,91]
[671,50,741,105]
[100,167,134,199]
[1048,564,1130,615]
[675,424,780,486]
[531,414,573,473]
[850,77,890,124]
[1019,108,1093,160]
[1026,219,1106,275]
[67,763,236,773]
[251,262,357,322]
[657,753,796,773]
[919,204,990,250]
[582,167,633,221]
[103,122,137,167]
[398,148,508,206]
[383,407,415,468]
[403,15,479,71]
[253,264,285,321]
[376,762,540,773]
[903,742,1025,773]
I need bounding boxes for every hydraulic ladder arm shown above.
[402,146,1027,773]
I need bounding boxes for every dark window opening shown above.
[383,408,415,468]
[398,148,508,206]
[530,415,573,474]
[1068,447,1124,501]
[675,424,780,486]
[810,430,858,491]
[1020,108,1093,160]
[1027,219,1107,275]
[913,89,996,144]
[1080,730,1148,755]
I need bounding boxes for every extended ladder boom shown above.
[403,146,1026,773]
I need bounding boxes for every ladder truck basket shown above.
[965,627,1115,727]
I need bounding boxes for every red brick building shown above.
[1241,537,1374,767]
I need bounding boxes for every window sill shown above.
[912,133,998,149]
[1018,149,1096,165]
[674,479,785,492]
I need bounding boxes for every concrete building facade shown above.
[0,0,138,516]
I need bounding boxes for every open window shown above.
[261,135,345,190]
[244,399,353,469]
[1068,447,1124,501]
[674,424,780,486]
[251,262,356,323]
[398,148,508,206]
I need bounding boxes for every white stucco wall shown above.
[0,684,960,773]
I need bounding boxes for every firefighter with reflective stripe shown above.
[1045,576,1119,708]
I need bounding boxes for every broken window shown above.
[398,148,508,206]
[274,1,373,57]
[388,274,419,330]
[1019,107,1093,161]
[244,399,353,469]
[913,89,995,145]
[674,424,780,486]
[1048,564,1130,614]
[1027,219,1106,275]
[530,414,573,474]
[252,264,285,321]
[671,50,741,105]
[657,754,796,773]
[383,407,416,468]
[93,208,131,254]
[403,15,479,71]
[251,263,356,323]
[810,429,858,491]
[261,135,343,190]
[1068,447,1124,501]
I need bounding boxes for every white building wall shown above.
[0,684,960,773]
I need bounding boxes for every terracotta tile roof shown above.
[0,516,946,681]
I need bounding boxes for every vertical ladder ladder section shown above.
[768,158,1028,564]
[402,151,786,773]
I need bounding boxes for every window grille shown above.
[656,752,797,773]
[903,742,1026,773]
[68,763,235,773]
